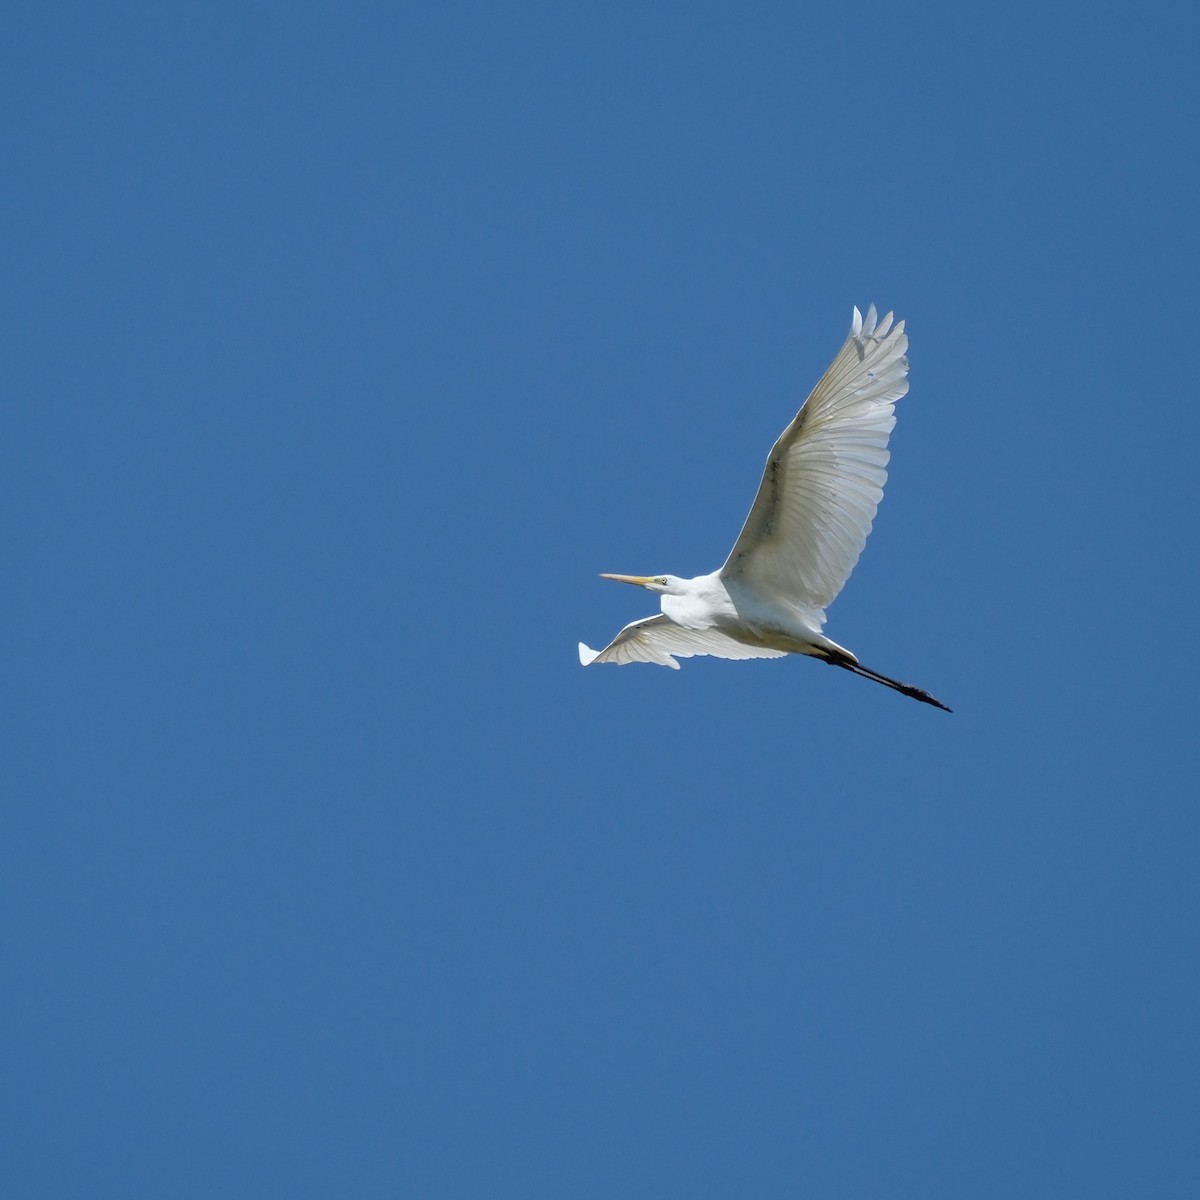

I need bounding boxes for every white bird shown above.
[579,305,950,711]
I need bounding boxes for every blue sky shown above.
[5,2,1199,1196]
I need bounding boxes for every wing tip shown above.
[578,642,600,666]
[851,303,907,354]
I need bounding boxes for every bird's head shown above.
[600,573,683,595]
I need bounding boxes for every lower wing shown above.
[579,614,789,669]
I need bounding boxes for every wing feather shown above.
[579,615,787,670]
[720,305,909,622]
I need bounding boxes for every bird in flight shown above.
[579,305,950,711]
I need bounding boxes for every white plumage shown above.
[578,305,949,711]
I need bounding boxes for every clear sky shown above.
[5,2,1199,1196]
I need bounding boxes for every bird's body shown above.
[579,305,950,711]
[580,571,852,665]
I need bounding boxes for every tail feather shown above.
[825,655,952,712]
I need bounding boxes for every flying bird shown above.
[579,305,950,711]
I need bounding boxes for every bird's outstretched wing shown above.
[721,305,908,623]
[579,615,787,670]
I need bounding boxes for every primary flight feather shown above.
[579,305,950,711]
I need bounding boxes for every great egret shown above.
[579,305,950,712]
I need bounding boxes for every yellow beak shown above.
[599,573,653,587]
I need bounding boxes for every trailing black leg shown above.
[821,654,952,712]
